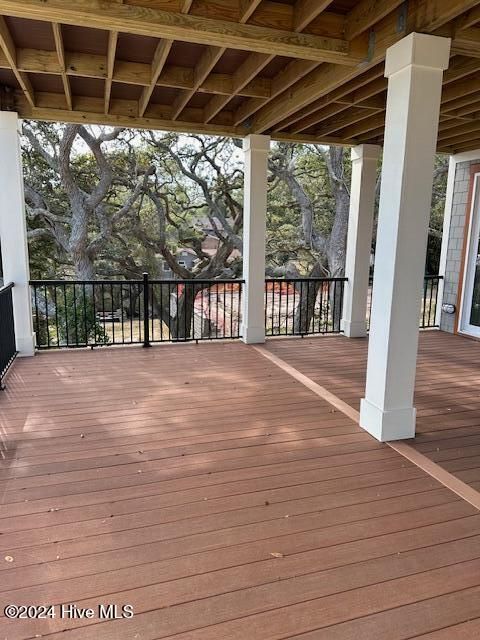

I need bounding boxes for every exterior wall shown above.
[440,157,480,333]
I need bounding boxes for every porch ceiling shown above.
[0,1,479,152]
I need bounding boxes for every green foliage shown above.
[55,287,109,346]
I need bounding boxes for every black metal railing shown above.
[420,275,443,328]
[366,275,443,330]
[0,283,17,387]
[30,275,244,349]
[265,277,346,337]
[30,272,443,349]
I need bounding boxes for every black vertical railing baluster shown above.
[422,279,428,328]
[33,285,40,346]
[92,283,96,346]
[61,283,67,346]
[238,282,242,338]
[185,282,189,341]
[229,285,233,338]
[128,283,133,343]
[82,283,88,346]
[72,283,79,346]
[222,283,226,339]
[143,273,150,348]
[110,283,115,345]
[215,285,218,340]
[53,284,60,346]
[271,283,275,335]
[159,283,164,342]
[120,284,125,344]
[45,284,50,348]
[278,280,282,336]
[150,283,155,343]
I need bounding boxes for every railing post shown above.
[143,272,151,348]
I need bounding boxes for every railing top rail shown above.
[149,278,245,285]
[30,279,144,285]
[265,277,348,283]
[30,278,245,285]
[0,282,14,294]
[425,274,443,279]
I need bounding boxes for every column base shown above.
[359,398,416,442]
[241,325,265,344]
[341,319,368,338]
[16,333,36,357]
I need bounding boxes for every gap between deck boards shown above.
[252,345,480,512]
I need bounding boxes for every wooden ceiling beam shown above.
[345,0,407,41]
[239,0,264,24]
[456,6,480,30]
[17,91,246,136]
[441,75,480,105]
[203,0,333,125]
[440,137,480,153]
[451,27,480,58]
[52,23,72,110]
[294,0,336,33]
[272,65,384,132]
[333,112,386,140]
[0,0,359,65]
[105,30,118,115]
[412,0,480,32]
[0,49,271,98]
[138,0,192,118]
[249,1,480,133]
[172,45,223,120]
[292,102,352,135]
[438,120,480,142]
[0,15,35,107]
[315,107,384,138]
[291,78,386,134]
[203,52,271,123]
[188,0,303,124]
[139,39,173,117]
[247,2,405,132]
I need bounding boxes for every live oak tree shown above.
[23,122,446,339]
[23,123,146,280]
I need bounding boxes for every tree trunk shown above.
[293,263,324,334]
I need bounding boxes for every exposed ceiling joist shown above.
[0,0,359,65]
[0,15,35,107]
[51,22,72,110]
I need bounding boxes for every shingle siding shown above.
[440,159,478,333]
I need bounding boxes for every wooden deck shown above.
[266,331,480,495]
[1,334,480,639]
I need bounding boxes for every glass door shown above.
[461,173,480,338]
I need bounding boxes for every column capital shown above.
[351,144,381,163]
[0,110,21,132]
[243,134,270,153]
[384,32,451,78]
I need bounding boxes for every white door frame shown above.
[459,172,480,338]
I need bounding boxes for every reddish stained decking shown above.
[266,331,480,495]
[0,335,479,639]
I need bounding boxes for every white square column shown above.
[241,134,270,344]
[341,144,381,338]
[359,33,451,441]
[0,112,35,356]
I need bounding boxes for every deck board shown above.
[266,331,480,493]
[1,337,479,639]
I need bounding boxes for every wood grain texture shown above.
[1,335,480,638]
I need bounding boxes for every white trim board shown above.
[437,150,480,327]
